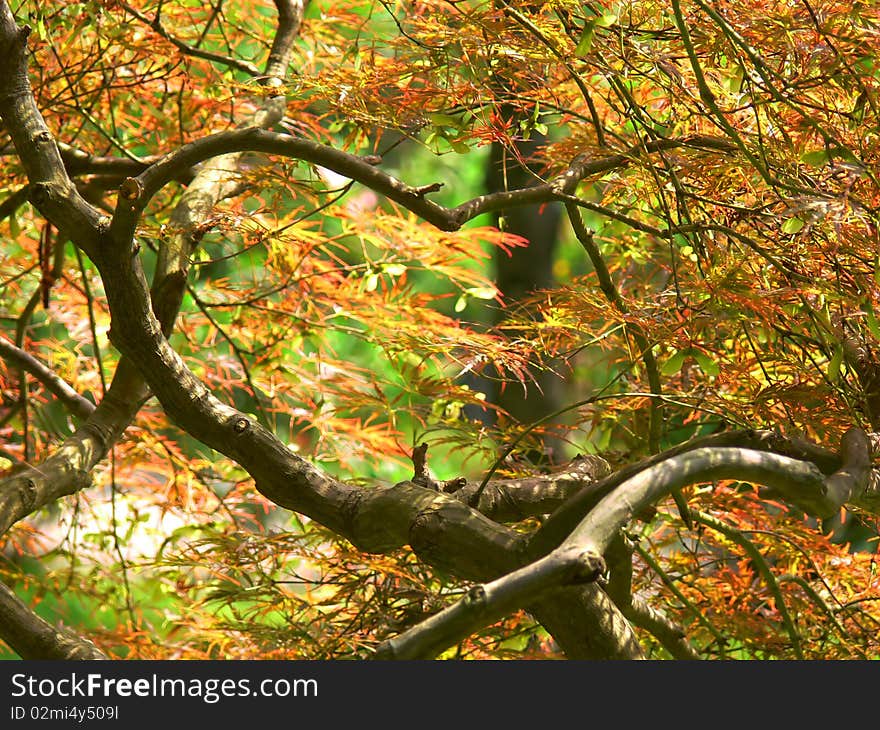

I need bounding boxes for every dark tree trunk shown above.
[481,133,566,461]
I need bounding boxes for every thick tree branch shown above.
[0,0,308,540]
[0,7,103,257]
[450,454,610,522]
[0,0,519,605]
[0,580,107,659]
[529,427,880,558]
[265,1,306,80]
[559,441,861,555]
[0,362,149,538]
[107,129,739,241]
[58,143,161,177]
[374,546,606,659]
[378,431,871,659]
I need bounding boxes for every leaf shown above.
[866,303,880,342]
[661,349,688,375]
[781,217,804,234]
[454,295,467,312]
[575,20,596,56]
[692,349,720,376]
[465,287,497,300]
[725,65,745,93]
[827,345,844,381]
[428,113,461,129]
[801,149,830,167]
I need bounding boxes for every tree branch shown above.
[449,454,611,522]
[604,532,700,660]
[0,580,107,659]
[3,0,877,661]
[377,431,870,659]
[0,361,149,538]
[120,2,262,78]
[107,128,739,243]
[529,427,879,558]
[0,335,95,420]
[374,545,606,659]
[58,143,161,177]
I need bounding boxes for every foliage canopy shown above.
[1,0,879,660]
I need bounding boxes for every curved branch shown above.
[58,143,160,177]
[265,1,306,80]
[120,2,262,78]
[529,427,877,557]
[378,432,870,659]
[109,129,739,240]
[561,443,857,554]
[447,453,611,522]
[3,0,874,662]
[0,580,107,659]
[374,546,606,659]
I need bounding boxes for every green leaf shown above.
[575,20,596,56]
[725,65,745,94]
[781,217,804,234]
[692,349,720,376]
[827,345,844,381]
[801,149,830,167]
[866,303,880,342]
[428,113,461,129]
[661,349,688,375]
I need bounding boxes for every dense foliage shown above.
[1,0,879,659]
